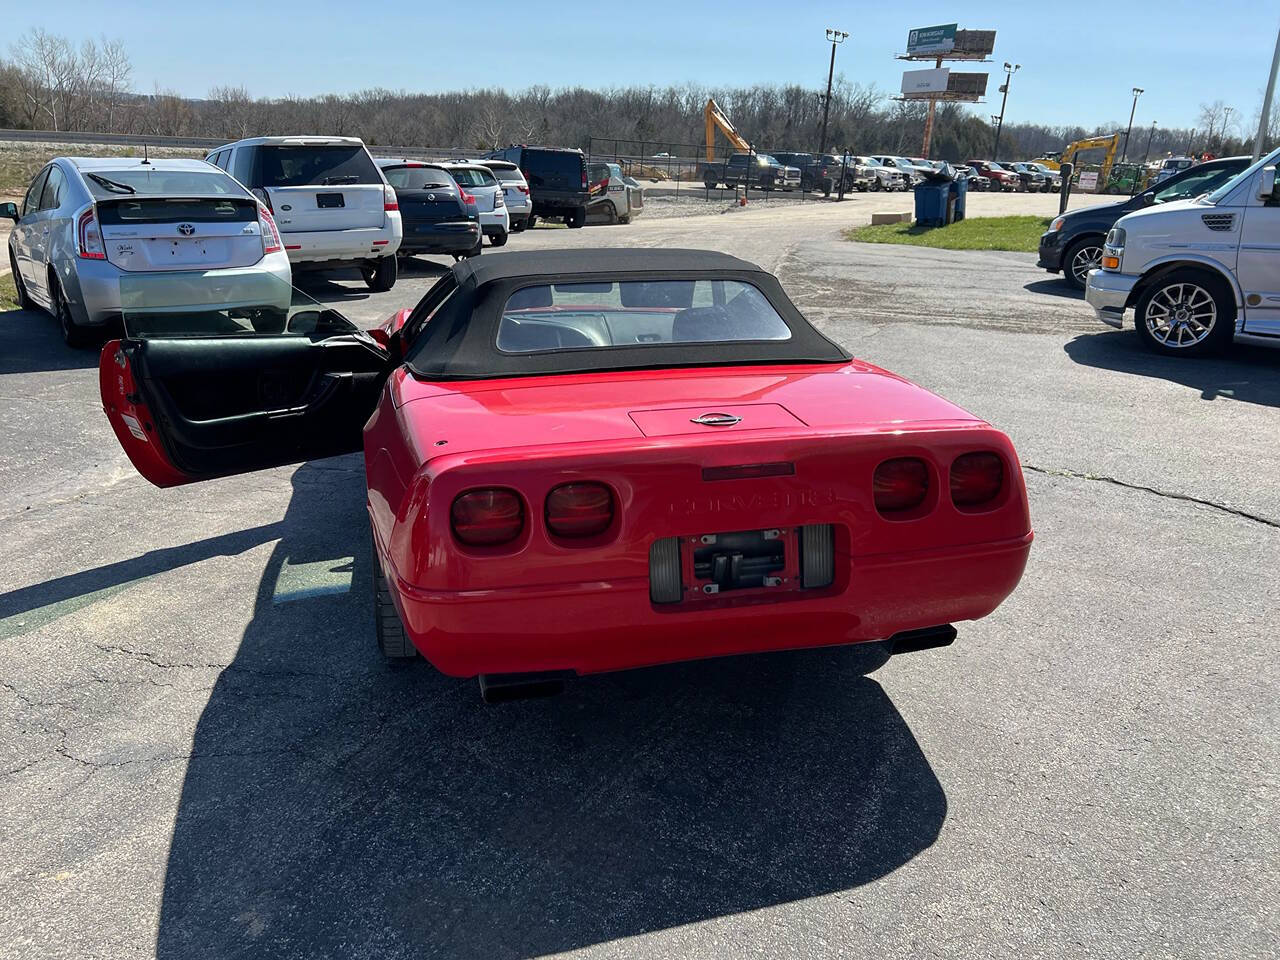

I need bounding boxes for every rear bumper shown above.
[382,532,1033,677]
[398,220,479,253]
[281,218,402,263]
[480,208,510,235]
[66,254,293,327]
[1085,269,1140,328]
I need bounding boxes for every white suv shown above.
[478,160,533,232]
[207,136,402,290]
[1085,146,1280,356]
[440,163,509,246]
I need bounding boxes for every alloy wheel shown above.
[1144,282,1217,348]
[1070,244,1104,286]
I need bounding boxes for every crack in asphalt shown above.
[1022,464,1279,529]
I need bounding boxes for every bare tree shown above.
[10,29,78,130]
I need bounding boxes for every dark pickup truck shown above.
[773,152,873,194]
[698,153,800,191]
[484,145,591,228]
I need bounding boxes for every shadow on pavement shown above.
[0,305,103,375]
[156,462,946,960]
[1023,278,1082,300]
[1065,330,1280,407]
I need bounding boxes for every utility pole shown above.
[1218,106,1234,153]
[1142,121,1157,163]
[1121,87,1143,161]
[992,62,1019,161]
[1253,22,1280,161]
[818,28,848,154]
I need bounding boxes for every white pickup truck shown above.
[1085,147,1280,356]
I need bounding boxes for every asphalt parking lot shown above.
[2,197,1277,959]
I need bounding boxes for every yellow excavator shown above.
[1037,135,1120,190]
[704,98,751,161]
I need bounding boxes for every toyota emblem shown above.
[690,412,741,427]
[177,223,195,236]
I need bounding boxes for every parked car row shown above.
[4,137,645,345]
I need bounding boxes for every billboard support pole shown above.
[921,55,942,158]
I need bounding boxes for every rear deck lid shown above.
[99,197,265,272]
[629,403,804,437]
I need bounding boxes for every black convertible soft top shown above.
[403,248,850,380]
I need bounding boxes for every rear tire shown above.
[364,256,397,292]
[9,249,34,310]
[51,275,91,349]
[371,531,417,662]
[567,206,586,228]
[527,214,538,229]
[510,219,526,233]
[489,229,508,247]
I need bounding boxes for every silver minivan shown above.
[5,157,291,346]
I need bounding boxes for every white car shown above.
[206,136,402,291]
[4,157,291,346]
[478,159,532,232]
[441,162,509,246]
[1085,146,1280,356]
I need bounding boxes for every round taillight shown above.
[950,452,1004,508]
[451,488,524,546]
[873,458,929,514]
[545,482,614,539]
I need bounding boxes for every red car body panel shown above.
[361,361,1032,677]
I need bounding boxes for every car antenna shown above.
[142,142,151,165]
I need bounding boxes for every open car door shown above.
[100,273,392,487]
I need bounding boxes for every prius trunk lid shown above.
[98,196,266,271]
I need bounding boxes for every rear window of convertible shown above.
[496,279,792,353]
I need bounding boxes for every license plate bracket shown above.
[316,192,345,208]
[681,527,800,598]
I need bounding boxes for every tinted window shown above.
[258,144,379,187]
[1153,164,1243,203]
[208,151,225,169]
[39,165,65,210]
[449,167,498,187]
[489,166,525,184]
[383,166,455,190]
[84,169,243,197]
[231,148,253,184]
[497,280,791,354]
[522,150,583,182]
[98,198,256,224]
[23,168,49,217]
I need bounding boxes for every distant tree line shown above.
[0,29,1269,163]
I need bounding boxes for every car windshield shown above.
[497,279,791,354]
[1152,164,1242,203]
[382,166,454,190]
[1205,149,1279,204]
[258,144,380,187]
[119,272,361,340]
[449,167,498,187]
[985,162,1006,171]
[758,155,780,165]
[82,168,241,198]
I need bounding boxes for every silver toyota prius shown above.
[4,157,292,347]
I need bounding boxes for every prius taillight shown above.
[873,458,929,514]
[77,207,105,260]
[451,488,524,546]
[950,453,1004,508]
[258,204,283,255]
[545,482,615,539]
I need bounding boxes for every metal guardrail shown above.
[0,128,462,159]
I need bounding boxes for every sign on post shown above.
[901,68,950,96]
[1079,171,1099,191]
[906,23,958,56]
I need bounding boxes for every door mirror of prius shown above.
[0,201,17,221]
[1259,166,1278,201]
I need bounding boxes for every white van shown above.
[1085,146,1280,356]
[207,136,402,290]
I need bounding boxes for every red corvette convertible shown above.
[100,250,1031,699]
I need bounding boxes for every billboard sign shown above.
[906,23,957,56]
[901,68,950,96]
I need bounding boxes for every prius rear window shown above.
[497,279,791,353]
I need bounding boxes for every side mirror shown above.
[0,201,17,222]
[1259,166,1278,201]
[1140,192,1155,206]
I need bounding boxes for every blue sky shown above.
[12,1,1276,131]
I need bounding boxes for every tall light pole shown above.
[1253,23,1280,161]
[1121,87,1143,161]
[1142,120,1157,163]
[992,62,1020,161]
[818,29,848,153]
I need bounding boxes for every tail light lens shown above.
[77,207,106,260]
[950,453,1004,508]
[459,188,476,205]
[581,169,589,188]
[517,185,530,195]
[494,190,505,207]
[451,488,524,546]
[873,458,929,514]
[258,204,282,255]
[383,183,398,211]
[546,482,614,539]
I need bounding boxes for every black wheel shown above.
[371,531,417,662]
[51,274,91,348]
[869,179,882,192]
[527,214,538,229]
[489,229,508,247]
[510,219,526,233]
[1134,269,1236,357]
[363,256,397,292]
[704,179,718,190]
[8,249,34,310]
[567,206,586,229]
[1062,237,1106,291]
